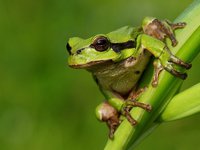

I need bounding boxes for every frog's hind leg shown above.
[95,102,120,139]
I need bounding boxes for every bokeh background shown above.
[0,0,200,150]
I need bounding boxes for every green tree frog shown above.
[66,17,191,139]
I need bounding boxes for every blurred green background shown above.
[0,0,200,150]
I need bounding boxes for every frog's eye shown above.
[91,36,110,52]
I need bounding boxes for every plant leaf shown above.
[159,83,200,122]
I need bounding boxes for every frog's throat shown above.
[69,59,113,69]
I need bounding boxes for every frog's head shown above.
[67,26,136,69]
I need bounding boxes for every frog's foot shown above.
[121,100,152,125]
[107,117,120,139]
[143,18,186,47]
[95,102,120,139]
[152,49,192,86]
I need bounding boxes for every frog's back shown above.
[107,26,143,43]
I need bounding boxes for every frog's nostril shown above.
[66,43,72,55]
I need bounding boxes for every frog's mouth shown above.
[69,59,113,69]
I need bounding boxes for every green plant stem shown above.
[104,0,200,149]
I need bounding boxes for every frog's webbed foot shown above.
[143,18,186,47]
[107,118,119,139]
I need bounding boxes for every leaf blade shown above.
[160,83,200,121]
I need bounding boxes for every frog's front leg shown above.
[141,18,191,86]
[137,34,191,86]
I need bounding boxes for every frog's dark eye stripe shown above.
[111,41,136,53]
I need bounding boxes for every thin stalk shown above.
[104,0,200,149]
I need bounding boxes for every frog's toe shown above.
[122,106,137,126]
[166,20,186,30]
[165,20,186,47]
[157,46,191,80]
[170,55,192,69]
[125,99,152,112]
[107,118,120,139]
[164,66,188,79]
[160,57,189,80]
[121,100,152,126]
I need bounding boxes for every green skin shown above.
[67,17,191,138]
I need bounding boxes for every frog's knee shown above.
[95,102,119,122]
[142,17,155,28]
